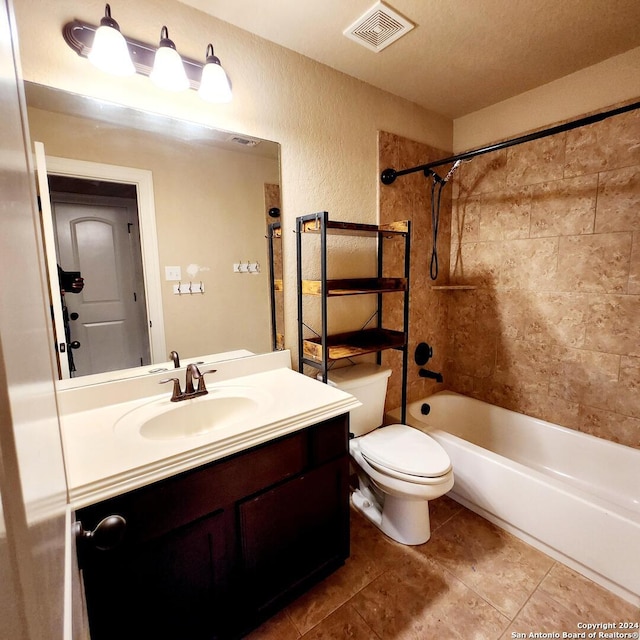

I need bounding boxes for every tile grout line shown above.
[424,505,555,632]
[351,604,385,640]
[506,559,558,625]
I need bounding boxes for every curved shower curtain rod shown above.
[380,99,640,185]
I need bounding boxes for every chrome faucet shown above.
[169,350,180,368]
[160,364,217,402]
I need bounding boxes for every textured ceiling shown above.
[177,0,640,119]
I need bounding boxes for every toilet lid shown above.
[359,424,451,478]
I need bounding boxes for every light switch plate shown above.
[165,266,181,281]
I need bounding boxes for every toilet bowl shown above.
[322,364,454,545]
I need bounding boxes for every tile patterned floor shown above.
[247,497,639,639]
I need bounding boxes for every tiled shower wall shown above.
[379,103,640,449]
[378,132,453,414]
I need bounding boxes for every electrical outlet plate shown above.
[165,266,181,281]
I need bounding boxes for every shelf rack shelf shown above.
[296,211,410,423]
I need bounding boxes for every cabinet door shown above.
[81,508,231,640]
[238,457,349,615]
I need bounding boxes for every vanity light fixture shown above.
[149,26,190,92]
[87,4,134,76]
[198,44,232,103]
[62,6,233,102]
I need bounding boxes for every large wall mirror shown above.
[25,82,282,386]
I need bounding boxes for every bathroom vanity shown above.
[59,351,359,640]
[76,414,348,639]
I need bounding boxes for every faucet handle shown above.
[160,377,182,402]
[196,369,217,393]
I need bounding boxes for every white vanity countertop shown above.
[59,357,359,508]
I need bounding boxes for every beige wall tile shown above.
[548,348,621,405]
[493,290,587,348]
[557,233,632,293]
[451,241,502,285]
[585,294,640,356]
[630,231,640,294]
[451,195,481,245]
[506,134,565,187]
[524,292,590,348]
[595,165,640,233]
[477,187,532,241]
[495,337,562,391]
[577,405,640,447]
[530,175,597,237]
[617,356,640,419]
[565,109,640,177]
[457,149,507,194]
[500,237,559,291]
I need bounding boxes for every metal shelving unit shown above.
[296,211,411,422]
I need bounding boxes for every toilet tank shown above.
[322,364,392,437]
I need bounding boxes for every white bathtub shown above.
[389,391,640,605]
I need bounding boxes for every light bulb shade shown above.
[88,17,134,76]
[150,27,189,91]
[198,60,232,103]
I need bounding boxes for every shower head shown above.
[442,159,463,184]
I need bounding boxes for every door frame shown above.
[49,191,151,375]
[39,151,166,367]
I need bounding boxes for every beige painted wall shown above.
[14,0,453,363]
[454,46,640,151]
[28,106,279,358]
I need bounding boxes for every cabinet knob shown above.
[74,515,127,551]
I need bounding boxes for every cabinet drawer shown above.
[77,432,307,543]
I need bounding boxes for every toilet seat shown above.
[357,424,451,483]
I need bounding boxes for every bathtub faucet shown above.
[419,368,443,383]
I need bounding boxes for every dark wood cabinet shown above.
[75,414,350,640]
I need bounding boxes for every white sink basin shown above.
[114,386,272,441]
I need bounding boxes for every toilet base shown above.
[351,488,432,545]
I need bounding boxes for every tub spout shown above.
[419,368,443,383]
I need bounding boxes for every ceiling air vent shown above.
[228,135,261,147]
[343,1,414,53]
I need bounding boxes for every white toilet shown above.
[324,363,454,545]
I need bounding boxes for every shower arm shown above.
[380,99,640,185]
